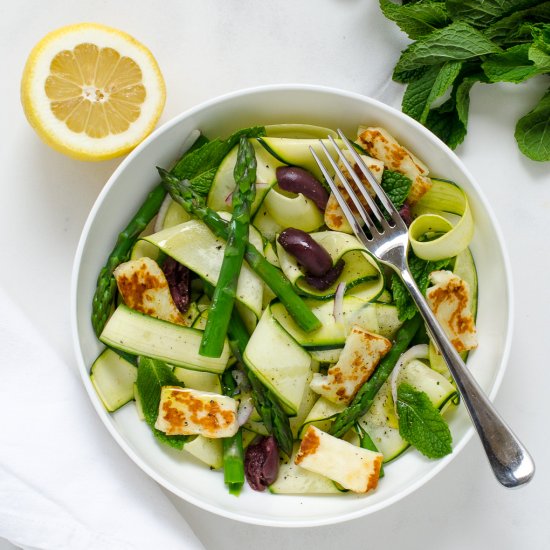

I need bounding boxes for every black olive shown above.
[278,228,332,277]
[162,257,190,313]
[244,436,280,491]
[276,166,329,210]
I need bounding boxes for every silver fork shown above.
[310,129,535,489]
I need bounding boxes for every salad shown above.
[89,123,478,496]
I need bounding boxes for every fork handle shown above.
[399,269,535,488]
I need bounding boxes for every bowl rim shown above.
[71,83,514,527]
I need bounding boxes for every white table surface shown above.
[1,1,549,549]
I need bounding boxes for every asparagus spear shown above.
[226,307,293,457]
[201,280,293,455]
[159,168,321,333]
[200,137,257,357]
[221,369,245,496]
[329,315,422,438]
[91,184,166,336]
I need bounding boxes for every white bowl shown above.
[71,84,512,527]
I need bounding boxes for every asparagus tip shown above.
[156,166,171,180]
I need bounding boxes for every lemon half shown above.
[21,23,166,161]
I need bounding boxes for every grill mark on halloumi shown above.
[426,270,477,353]
[155,387,238,438]
[295,426,383,493]
[114,257,185,325]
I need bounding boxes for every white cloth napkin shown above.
[0,287,204,550]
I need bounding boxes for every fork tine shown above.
[316,141,378,234]
[327,135,385,225]
[337,129,403,225]
[309,146,373,240]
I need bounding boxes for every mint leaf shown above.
[529,24,550,71]
[402,60,463,123]
[424,99,466,148]
[392,252,452,320]
[381,170,413,208]
[171,126,266,195]
[423,73,479,149]
[482,44,540,83]
[447,0,541,28]
[396,383,452,459]
[393,65,430,84]
[483,3,550,44]
[379,0,451,40]
[394,21,501,73]
[136,356,189,449]
[454,75,478,135]
[392,276,418,321]
[515,87,550,161]
[186,133,210,152]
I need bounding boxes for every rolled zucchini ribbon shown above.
[409,180,473,261]
[264,188,324,233]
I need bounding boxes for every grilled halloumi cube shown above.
[155,387,239,438]
[309,326,391,404]
[325,150,385,233]
[356,126,432,204]
[295,425,383,493]
[113,257,185,325]
[426,270,478,353]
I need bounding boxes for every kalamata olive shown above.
[278,228,332,277]
[276,166,329,210]
[244,436,280,491]
[162,257,190,314]
[399,202,412,226]
[304,259,345,291]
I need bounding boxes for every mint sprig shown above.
[380,1,550,161]
[402,61,463,124]
[396,383,452,459]
[171,126,266,195]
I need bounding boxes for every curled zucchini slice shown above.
[410,179,474,261]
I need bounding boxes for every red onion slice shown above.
[333,282,346,324]
[237,396,254,426]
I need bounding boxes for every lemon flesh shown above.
[21,23,166,161]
